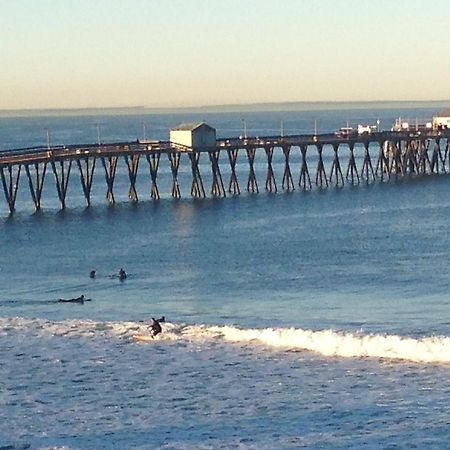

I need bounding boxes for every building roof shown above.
[435,108,450,117]
[171,122,215,132]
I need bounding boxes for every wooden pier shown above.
[0,129,449,214]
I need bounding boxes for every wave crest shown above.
[2,317,450,363]
[204,326,450,363]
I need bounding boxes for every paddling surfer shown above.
[58,295,86,304]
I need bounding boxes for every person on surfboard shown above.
[58,295,87,303]
[150,316,165,337]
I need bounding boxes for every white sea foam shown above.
[2,317,450,363]
[203,326,450,363]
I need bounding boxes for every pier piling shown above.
[25,162,47,211]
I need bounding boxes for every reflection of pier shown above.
[0,130,449,214]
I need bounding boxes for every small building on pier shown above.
[433,108,450,130]
[170,122,216,150]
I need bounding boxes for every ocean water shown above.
[1,104,450,449]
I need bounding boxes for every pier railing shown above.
[0,130,448,214]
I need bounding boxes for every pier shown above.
[0,128,449,214]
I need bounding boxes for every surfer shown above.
[150,317,164,337]
[58,295,87,304]
[118,268,127,281]
[89,270,96,279]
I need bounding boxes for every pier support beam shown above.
[360,142,375,183]
[209,150,226,197]
[227,149,240,195]
[299,145,312,190]
[125,154,140,202]
[246,147,258,193]
[189,152,205,198]
[346,143,359,185]
[51,159,72,209]
[0,164,21,214]
[329,143,344,187]
[430,138,445,174]
[282,145,295,191]
[25,162,47,211]
[264,146,277,193]
[146,153,161,200]
[444,139,450,170]
[101,156,118,204]
[168,152,181,199]
[389,141,404,176]
[417,140,431,175]
[402,140,418,175]
[77,157,96,207]
[376,140,390,181]
[315,144,328,188]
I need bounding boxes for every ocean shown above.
[1,103,450,449]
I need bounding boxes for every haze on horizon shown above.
[1,0,450,111]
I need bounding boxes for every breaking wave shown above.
[206,326,450,363]
[1,316,450,363]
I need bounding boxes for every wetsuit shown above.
[150,318,162,336]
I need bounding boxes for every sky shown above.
[1,0,450,110]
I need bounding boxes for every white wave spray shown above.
[203,326,450,363]
[2,317,450,363]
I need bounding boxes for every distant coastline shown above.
[1,100,449,118]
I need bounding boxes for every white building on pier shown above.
[170,122,216,150]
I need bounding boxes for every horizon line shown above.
[1,99,449,117]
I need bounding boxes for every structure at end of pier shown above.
[169,122,216,150]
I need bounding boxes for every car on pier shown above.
[357,124,376,135]
[335,127,357,138]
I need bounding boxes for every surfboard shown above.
[133,335,154,342]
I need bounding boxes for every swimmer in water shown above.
[118,268,127,281]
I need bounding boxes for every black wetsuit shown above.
[150,318,162,336]
[59,295,85,303]
[119,269,127,281]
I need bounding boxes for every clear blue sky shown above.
[1,0,449,109]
